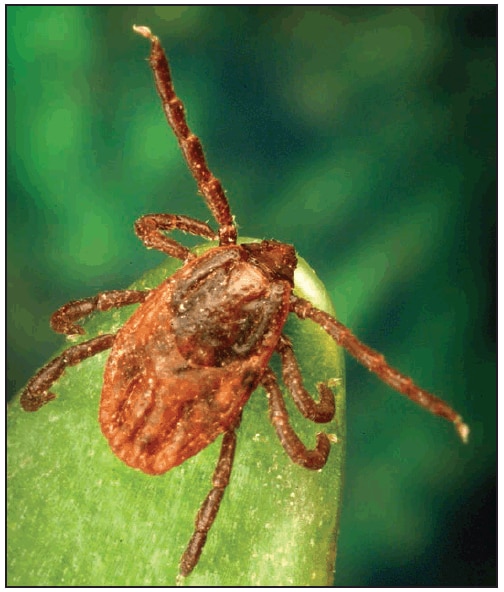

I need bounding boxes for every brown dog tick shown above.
[20,25,469,578]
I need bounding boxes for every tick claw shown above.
[133,25,153,40]
[70,325,85,336]
[21,390,56,412]
[455,417,470,444]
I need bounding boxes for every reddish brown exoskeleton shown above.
[20,25,469,578]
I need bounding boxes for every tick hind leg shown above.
[179,417,241,578]
[262,368,331,470]
[134,26,237,246]
[290,295,469,443]
[20,334,115,411]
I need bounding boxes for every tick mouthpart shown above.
[242,241,297,285]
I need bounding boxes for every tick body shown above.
[100,242,295,475]
[20,25,469,578]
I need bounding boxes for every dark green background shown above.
[7,6,495,586]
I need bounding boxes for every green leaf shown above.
[7,239,345,586]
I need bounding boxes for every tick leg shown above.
[133,26,237,247]
[179,417,241,577]
[277,335,335,423]
[290,295,470,443]
[134,213,217,260]
[262,368,331,470]
[51,290,149,336]
[20,334,115,412]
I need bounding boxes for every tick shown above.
[20,25,469,578]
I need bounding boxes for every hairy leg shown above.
[51,290,149,336]
[262,368,331,470]
[21,334,115,412]
[134,213,218,260]
[277,335,335,423]
[133,26,237,246]
[290,295,469,442]
[179,417,241,577]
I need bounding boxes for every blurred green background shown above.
[7,6,495,586]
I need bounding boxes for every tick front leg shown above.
[133,26,237,246]
[51,290,149,336]
[20,334,115,412]
[277,335,335,423]
[290,295,470,443]
[179,418,240,577]
[262,368,331,470]
[134,213,218,260]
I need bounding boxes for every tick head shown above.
[242,240,297,285]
